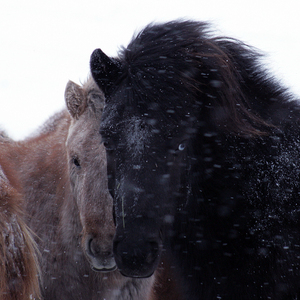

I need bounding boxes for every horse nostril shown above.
[88,238,114,259]
[114,239,160,266]
[88,238,101,257]
[113,238,161,278]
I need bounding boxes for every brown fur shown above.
[0,159,40,299]
[149,253,184,300]
[0,77,155,300]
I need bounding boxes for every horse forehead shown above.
[116,116,150,157]
[102,104,177,143]
[67,121,86,143]
[67,117,99,148]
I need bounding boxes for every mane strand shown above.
[109,20,296,136]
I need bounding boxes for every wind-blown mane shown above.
[93,20,296,136]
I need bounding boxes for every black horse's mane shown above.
[110,20,297,136]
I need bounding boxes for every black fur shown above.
[91,20,300,299]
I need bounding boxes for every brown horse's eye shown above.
[72,157,81,168]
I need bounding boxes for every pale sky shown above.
[1,0,300,139]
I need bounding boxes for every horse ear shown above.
[65,81,87,119]
[90,48,122,97]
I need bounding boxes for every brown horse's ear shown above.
[90,48,122,97]
[65,81,87,119]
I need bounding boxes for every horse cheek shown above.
[70,172,86,227]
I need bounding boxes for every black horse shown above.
[91,20,300,299]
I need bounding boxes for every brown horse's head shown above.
[65,78,116,272]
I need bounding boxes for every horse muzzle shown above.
[113,235,162,278]
[84,235,117,272]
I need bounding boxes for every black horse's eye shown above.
[170,141,187,156]
[103,140,112,150]
[72,157,81,168]
[178,143,186,151]
[102,138,114,151]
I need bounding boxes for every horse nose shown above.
[113,239,160,278]
[84,236,117,272]
[87,237,112,258]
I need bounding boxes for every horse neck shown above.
[13,111,75,229]
[20,111,70,187]
[1,110,84,253]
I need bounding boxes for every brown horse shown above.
[0,77,155,299]
[0,134,40,300]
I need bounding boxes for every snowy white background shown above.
[1,0,300,140]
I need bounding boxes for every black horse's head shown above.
[90,20,269,278]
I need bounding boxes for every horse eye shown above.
[178,143,186,151]
[103,140,112,150]
[102,139,114,151]
[72,157,81,168]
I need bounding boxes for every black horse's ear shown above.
[90,48,122,97]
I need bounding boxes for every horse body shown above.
[0,135,40,300]
[1,78,154,299]
[91,21,300,299]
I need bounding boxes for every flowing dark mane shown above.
[101,20,297,136]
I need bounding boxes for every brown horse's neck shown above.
[1,110,79,244]
[16,111,70,192]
